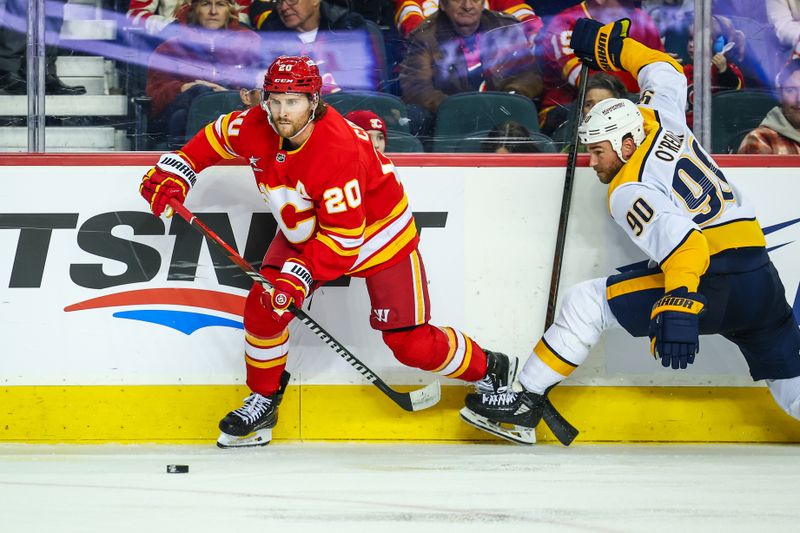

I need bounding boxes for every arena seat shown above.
[432,91,539,152]
[323,90,410,134]
[386,131,424,153]
[711,89,779,153]
[453,130,556,153]
[185,90,248,139]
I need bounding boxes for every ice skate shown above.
[217,372,290,448]
[217,391,279,448]
[460,388,545,445]
[472,350,519,394]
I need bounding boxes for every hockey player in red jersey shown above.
[139,55,517,448]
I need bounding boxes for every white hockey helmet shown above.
[578,98,645,162]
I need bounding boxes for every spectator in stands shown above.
[128,0,252,35]
[582,71,628,116]
[0,0,86,95]
[345,110,388,152]
[249,0,375,92]
[480,120,541,153]
[767,0,800,49]
[394,0,543,40]
[535,0,663,136]
[398,0,541,136]
[738,58,800,154]
[552,72,627,153]
[684,15,746,129]
[146,0,261,147]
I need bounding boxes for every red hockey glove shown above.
[263,259,313,321]
[139,153,197,217]
[648,287,706,369]
[570,17,630,72]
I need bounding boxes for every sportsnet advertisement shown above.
[0,155,798,390]
[0,157,564,387]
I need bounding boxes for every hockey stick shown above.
[538,64,590,446]
[542,397,578,446]
[167,199,441,412]
[545,62,589,329]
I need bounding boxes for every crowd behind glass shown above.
[2,0,800,154]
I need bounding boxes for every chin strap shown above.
[263,94,319,140]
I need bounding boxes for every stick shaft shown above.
[168,200,438,412]
[545,63,590,329]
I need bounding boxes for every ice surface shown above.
[1,442,798,532]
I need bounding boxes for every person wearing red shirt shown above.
[535,0,663,134]
[139,55,518,448]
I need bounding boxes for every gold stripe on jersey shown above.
[703,218,766,255]
[607,107,662,203]
[606,272,665,300]
[432,327,458,373]
[255,9,271,29]
[204,123,236,160]
[245,354,287,369]
[348,218,417,274]
[365,196,409,240]
[620,38,683,77]
[534,338,577,377]
[394,0,423,25]
[316,233,361,256]
[562,56,581,82]
[220,113,234,150]
[319,220,366,238]
[448,335,474,379]
[175,150,196,170]
[410,250,425,324]
[660,229,709,293]
[246,329,289,348]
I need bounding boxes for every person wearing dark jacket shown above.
[250,0,379,91]
[146,0,262,147]
[398,0,541,120]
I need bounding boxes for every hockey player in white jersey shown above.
[460,18,800,445]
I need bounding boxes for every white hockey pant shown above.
[767,376,800,421]
[518,278,618,394]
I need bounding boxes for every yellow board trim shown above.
[3,385,798,443]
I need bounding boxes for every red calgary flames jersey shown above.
[179,105,419,282]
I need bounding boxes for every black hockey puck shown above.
[166,464,189,474]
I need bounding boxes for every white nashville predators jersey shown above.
[607,60,765,283]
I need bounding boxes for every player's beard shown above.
[271,112,311,139]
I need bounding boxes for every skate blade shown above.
[216,428,272,449]
[459,407,536,445]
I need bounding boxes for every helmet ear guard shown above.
[578,98,645,162]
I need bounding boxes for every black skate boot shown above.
[216,371,290,448]
[460,389,546,445]
[473,350,519,394]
